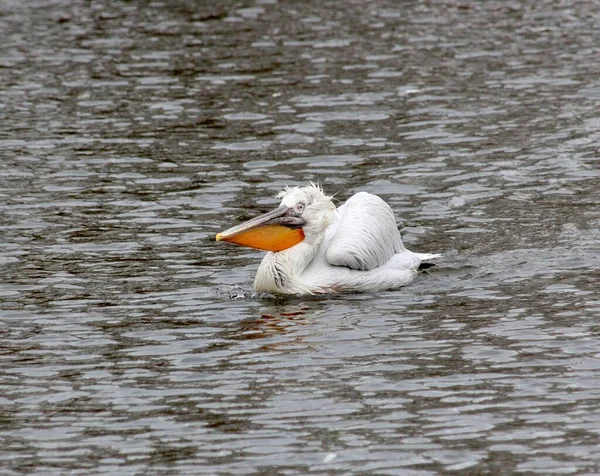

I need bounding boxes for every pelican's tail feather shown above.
[415,253,441,261]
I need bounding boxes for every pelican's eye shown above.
[294,203,305,214]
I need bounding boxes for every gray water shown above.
[2,0,600,474]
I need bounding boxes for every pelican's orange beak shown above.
[216,206,305,252]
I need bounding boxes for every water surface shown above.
[2,0,600,474]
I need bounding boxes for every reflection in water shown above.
[232,303,310,344]
[2,0,600,474]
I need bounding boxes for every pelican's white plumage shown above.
[218,184,439,295]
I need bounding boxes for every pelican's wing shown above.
[324,192,405,271]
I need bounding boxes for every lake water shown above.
[1,0,600,474]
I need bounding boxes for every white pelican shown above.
[216,183,440,295]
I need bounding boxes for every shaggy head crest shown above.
[276,182,332,208]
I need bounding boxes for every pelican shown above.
[216,183,440,295]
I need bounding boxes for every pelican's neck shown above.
[254,241,320,295]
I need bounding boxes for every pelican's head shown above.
[216,183,336,252]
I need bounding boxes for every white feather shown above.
[326,192,404,270]
[253,184,439,295]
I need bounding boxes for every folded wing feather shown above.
[325,192,405,271]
